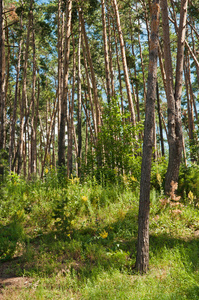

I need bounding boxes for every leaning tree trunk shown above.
[112,0,136,125]
[161,0,188,194]
[136,0,160,274]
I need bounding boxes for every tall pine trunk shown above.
[101,0,111,101]
[30,11,37,175]
[136,0,160,274]
[77,9,82,178]
[0,0,6,178]
[161,0,188,194]
[18,0,33,175]
[112,0,136,125]
[58,0,72,168]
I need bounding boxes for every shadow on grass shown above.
[1,210,199,283]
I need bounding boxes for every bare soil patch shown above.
[0,258,33,299]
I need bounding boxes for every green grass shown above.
[0,173,199,299]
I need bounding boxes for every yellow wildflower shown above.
[131,175,137,182]
[156,173,162,186]
[188,191,194,203]
[100,230,108,239]
[123,175,129,185]
[45,168,49,174]
[82,196,88,202]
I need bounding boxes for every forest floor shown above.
[0,179,199,299]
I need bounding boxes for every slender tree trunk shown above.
[4,12,10,103]
[138,31,147,104]
[30,11,37,175]
[73,122,78,175]
[136,0,160,274]
[58,0,64,143]
[101,0,111,101]
[77,10,82,178]
[81,38,97,139]
[18,0,33,175]
[113,22,123,113]
[158,43,167,93]
[184,54,196,161]
[80,10,101,132]
[41,97,58,178]
[156,82,165,156]
[9,43,22,170]
[58,0,72,168]
[0,0,6,178]
[35,74,40,173]
[107,6,115,98]
[131,43,140,122]
[111,0,136,125]
[67,35,76,177]
[9,15,23,172]
[161,0,188,194]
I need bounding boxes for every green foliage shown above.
[0,149,8,182]
[178,164,199,204]
[0,211,24,261]
[0,167,199,298]
[150,157,167,191]
[83,97,143,185]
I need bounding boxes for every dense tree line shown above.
[0,0,199,272]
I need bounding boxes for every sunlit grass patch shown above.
[0,177,199,299]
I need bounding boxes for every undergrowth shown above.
[0,169,199,299]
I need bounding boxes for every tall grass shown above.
[0,170,199,299]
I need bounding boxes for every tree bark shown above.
[107,5,115,98]
[80,10,101,132]
[58,0,72,168]
[30,10,37,175]
[17,0,33,175]
[136,0,160,274]
[113,22,123,113]
[101,0,111,101]
[112,0,136,125]
[77,9,82,178]
[81,39,97,140]
[161,0,188,194]
[156,82,165,156]
[67,34,76,178]
[0,0,6,178]
[9,12,23,172]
